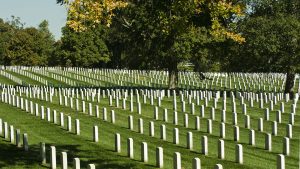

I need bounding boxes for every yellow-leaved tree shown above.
[64,0,246,89]
[65,0,244,41]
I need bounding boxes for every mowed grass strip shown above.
[0,75,18,85]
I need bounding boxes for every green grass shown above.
[0,75,18,85]
[0,89,299,169]
[0,69,298,168]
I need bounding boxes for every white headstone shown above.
[73,158,80,169]
[187,132,193,150]
[277,154,285,169]
[141,142,148,163]
[173,128,179,145]
[149,121,155,137]
[160,124,166,140]
[127,138,134,159]
[156,147,163,168]
[61,152,68,169]
[236,144,243,164]
[50,146,56,169]
[192,157,201,169]
[40,142,46,164]
[202,136,208,155]
[93,126,98,142]
[75,119,80,135]
[283,137,290,156]
[265,133,272,151]
[138,118,143,134]
[234,126,240,141]
[173,152,181,169]
[115,133,121,153]
[249,129,255,146]
[220,123,225,139]
[218,139,225,159]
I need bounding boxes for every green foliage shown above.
[109,1,227,72]
[59,25,111,68]
[221,0,300,73]
[0,18,55,66]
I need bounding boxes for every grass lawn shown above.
[0,88,299,169]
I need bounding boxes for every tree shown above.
[0,18,56,66]
[221,0,300,96]
[63,0,246,89]
[59,25,110,68]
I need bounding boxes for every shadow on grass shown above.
[45,143,156,169]
[0,138,155,169]
[0,139,47,168]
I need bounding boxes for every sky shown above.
[0,0,67,40]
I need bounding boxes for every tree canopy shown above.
[62,0,246,88]
[220,0,300,95]
[0,18,55,66]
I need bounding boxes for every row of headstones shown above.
[1,86,55,103]
[43,82,216,103]
[53,88,298,130]
[12,84,296,113]
[0,90,166,169]
[125,115,291,156]
[30,67,50,78]
[57,88,217,115]
[11,85,170,104]
[4,66,290,91]
[14,87,293,156]
[113,133,287,169]
[16,86,55,99]
[9,68,48,85]
[1,90,293,158]
[44,66,283,84]
[64,70,290,93]
[2,86,297,141]
[40,143,96,169]
[0,93,83,135]
[51,69,104,87]
[1,89,295,142]
[0,91,290,169]
[227,92,297,112]
[128,107,294,136]
[7,88,294,143]
[1,92,53,108]
[0,88,282,168]
[0,94,101,169]
[121,98,295,140]
[0,70,23,85]
[0,90,101,169]
[180,72,285,86]
[0,118,29,151]
[51,70,90,86]
[51,73,76,86]
[48,68,286,91]
[4,90,124,135]
[114,132,225,169]
[49,68,167,87]
[6,86,298,121]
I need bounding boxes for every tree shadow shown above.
[0,138,155,169]
[0,139,47,168]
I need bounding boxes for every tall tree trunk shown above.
[284,71,295,98]
[168,66,178,90]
